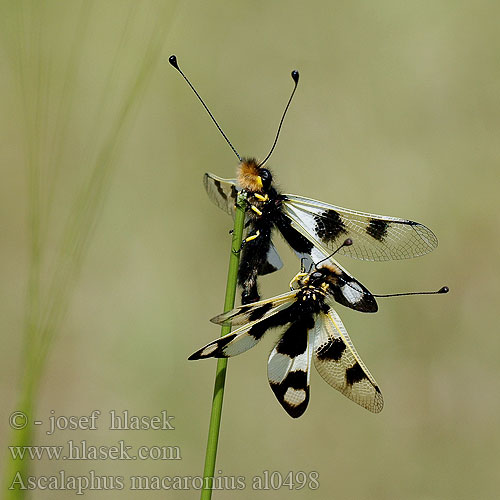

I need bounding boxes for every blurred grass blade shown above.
[3,2,175,498]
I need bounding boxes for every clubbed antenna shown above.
[314,239,353,269]
[373,286,449,298]
[257,70,300,168]
[169,55,241,161]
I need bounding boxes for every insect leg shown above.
[237,230,261,252]
[289,272,308,291]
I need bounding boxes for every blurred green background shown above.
[1,1,499,499]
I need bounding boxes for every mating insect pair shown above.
[170,55,448,416]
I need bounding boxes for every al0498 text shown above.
[252,470,319,490]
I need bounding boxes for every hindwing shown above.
[313,309,383,413]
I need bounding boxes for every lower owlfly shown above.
[189,240,448,417]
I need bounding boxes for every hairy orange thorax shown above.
[238,158,264,192]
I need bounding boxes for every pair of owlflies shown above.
[170,54,448,416]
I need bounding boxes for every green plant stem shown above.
[200,190,247,500]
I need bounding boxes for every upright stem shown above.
[200,190,247,499]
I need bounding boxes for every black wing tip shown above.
[188,342,221,360]
[333,282,379,313]
[370,387,384,413]
[190,334,237,360]
[287,406,307,418]
[270,379,309,418]
[188,349,226,360]
[203,172,217,183]
[355,289,379,313]
[188,343,224,360]
[276,397,309,419]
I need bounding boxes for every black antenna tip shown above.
[291,70,299,83]
[169,55,179,69]
[438,286,449,294]
[343,238,353,247]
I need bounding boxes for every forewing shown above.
[283,194,438,261]
[189,322,271,360]
[190,297,297,360]
[268,318,315,418]
[211,290,297,327]
[313,309,383,413]
[203,173,239,216]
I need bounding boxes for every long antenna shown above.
[257,70,300,168]
[313,239,353,270]
[169,55,241,162]
[315,238,449,299]
[374,286,449,298]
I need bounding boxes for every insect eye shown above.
[311,271,323,280]
[259,169,272,189]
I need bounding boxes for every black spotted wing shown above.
[203,173,239,216]
[267,315,315,418]
[313,308,383,413]
[283,194,438,261]
[189,292,297,360]
[211,291,297,327]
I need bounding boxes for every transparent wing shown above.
[190,293,298,360]
[188,325,262,360]
[203,173,239,216]
[211,290,297,327]
[283,194,438,261]
[313,309,383,413]
[268,320,315,418]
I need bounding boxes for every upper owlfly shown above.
[170,55,438,305]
